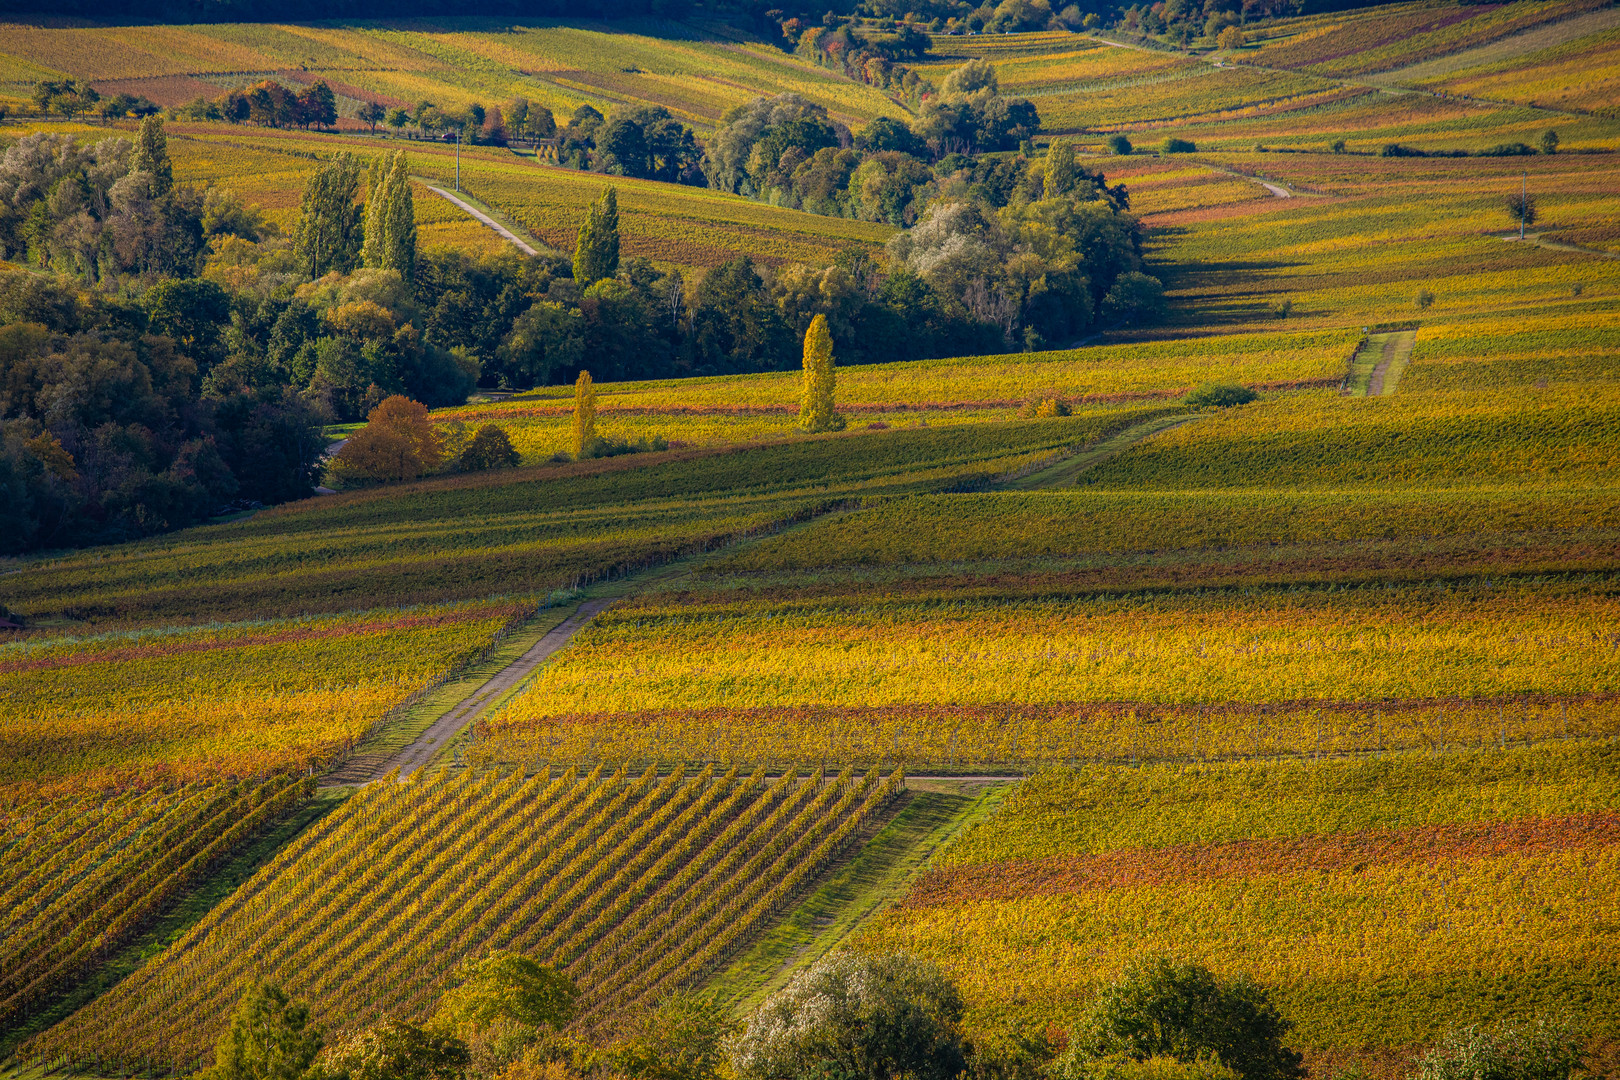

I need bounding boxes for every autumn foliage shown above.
[334,396,443,482]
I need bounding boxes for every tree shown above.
[293,152,364,279]
[130,114,173,196]
[730,951,965,1080]
[573,186,620,287]
[386,107,410,133]
[436,951,577,1031]
[1184,382,1257,408]
[458,424,520,471]
[1539,129,1559,155]
[202,983,324,1080]
[502,300,585,387]
[360,101,386,134]
[1101,272,1166,326]
[1411,1015,1584,1080]
[1107,133,1133,156]
[571,370,597,457]
[143,278,233,370]
[333,395,443,481]
[605,990,738,1080]
[1045,139,1077,196]
[1505,190,1538,230]
[797,314,843,433]
[1080,958,1305,1080]
[298,81,339,130]
[324,1020,470,1080]
[363,151,417,280]
[1217,25,1245,49]
[1160,136,1196,153]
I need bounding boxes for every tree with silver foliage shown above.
[293,152,364,279]
[728,952,965,1080]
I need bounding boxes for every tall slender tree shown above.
[129,114,173,196]
[797,314,843,433]
[363,151,417,280]
[1045,139,1076,196]
[572,369,597,456]
[294,152,364,279]
[573,186,620,287]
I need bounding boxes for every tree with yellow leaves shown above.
[797,315,844,433]
[572,370,597,456]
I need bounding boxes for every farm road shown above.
[376,599,610,778]
[421,182,541,256]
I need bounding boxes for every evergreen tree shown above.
[1045,139,1076,196]
[573,186,620,287]
[130,114,173,196]
[293,152,364,279]
[797,314,843,433]
[363,151,417,280]
[572,369,597,456]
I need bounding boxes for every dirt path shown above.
[421,182,541,256]
[1002,413,1198,489]
[371,599,610,779]
[1256,179,1291,198]
[1367,329,1416,397]
[1498,232,1620,261]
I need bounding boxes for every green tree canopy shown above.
[202,983,325,1080]
[572,186,620,288]
[293,152,364,279]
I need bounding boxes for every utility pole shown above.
[1520,169,1526,240]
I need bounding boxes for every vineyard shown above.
[861,744,1620,1073]
[28,765,905,1070]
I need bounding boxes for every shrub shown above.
[1414,288,1435,310]
[1160,137,1196,154]
[1380,143,1422,157]
[1078,958,1304,1080]
[1107,134,1133,155]
[1020,396,1072,418]
[1329,139,1347,154]
[578,434,669,461]
[1480,143,1535,157]
[1539,129,1559,155]
[1410,1015,1584,1080]
[332,395,443,482]
[1184,382,1257,408]
[1058,1054,1243,1080]
[729,951,965,1080]
[1271,299,1292,318]
[458,424,520,471]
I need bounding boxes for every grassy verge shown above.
[1002,414,1198,490]
[704,780,1014,1014]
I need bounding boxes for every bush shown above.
[1078,958,1304,1080]
[1480,142,1536,157]
[1020,396,1072,418]
[1058,1054,1243,1080]
[1160,137,1196,154]
[1414,288,1435,310]
[1410,1015,1584,1080]
[1184,382,1257,408]
[729,952,965,1080]
[1329,139,1347,154]
[1539,129,1559,155]
[1106,134,1133,155]
[1380,143,1422,157]
[458,424,520,471]
[577,434,670,461]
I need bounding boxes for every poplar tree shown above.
[1045,139,1076,197]
[129,114,173,196]
[572,186,619,287]
[293,152,364,279]
[572,369,597,456]
[363,151,417,280]
[797,314,843,433]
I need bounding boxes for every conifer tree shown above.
[572,369,597,456]
[129,114,173,196]
[363,151,417,280]
[797,314,843,433]
[294,152,364,279]
[573,186,619,287]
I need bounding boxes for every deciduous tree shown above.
[573,186,619,287]
[333,394,443,481]
[798,314,844,434]
[293,152,364,279]
[571,369,597,456]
